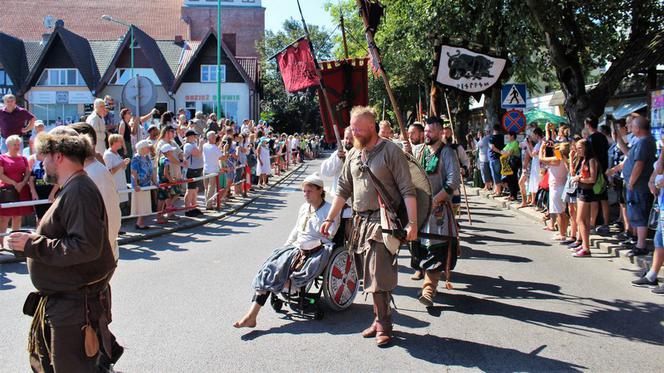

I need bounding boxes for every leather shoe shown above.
[410,270,424,280]
[375,323,392,347]
[361,321,377,338]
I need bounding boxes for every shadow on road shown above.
[394,332,586,372]
[0,261,27,290]
[443,292,664,346]
[461,246,533,263]
[239,303,430,341]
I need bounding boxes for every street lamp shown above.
[101,15,134,81]
[216,0,221,116]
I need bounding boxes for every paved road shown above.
[1,159,662,372]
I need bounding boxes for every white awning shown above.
[608,98,648,119]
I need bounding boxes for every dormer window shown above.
[201,65,226,83]
[36,68,85,86]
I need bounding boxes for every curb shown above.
[0,163,306,265]
[466,185,659,274]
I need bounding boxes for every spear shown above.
[354,0,408,144]
[296,0,343,149]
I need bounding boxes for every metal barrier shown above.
[0,149,303,215]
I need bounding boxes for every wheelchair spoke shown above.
[334,284,346,304]
[331,265,344,279]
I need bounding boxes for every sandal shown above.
[135,224,151,230]
[572,249,591,257]
[542,226,555,231]
[552,234,566,241]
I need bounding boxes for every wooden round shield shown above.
[404,152,432,231]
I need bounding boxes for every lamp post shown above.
[101,15,134,80]
[216,0,221,116]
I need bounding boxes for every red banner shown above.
[318,58,369,143]
[276,39,320,93]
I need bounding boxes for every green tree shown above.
[325,0,553,142]
[526,0,664,129]
[259,19,335,134]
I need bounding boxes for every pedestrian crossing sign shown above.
[501,83,527,109]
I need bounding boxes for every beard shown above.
[444,136,454,144]
[344,141,353,151]
[44,170,58,185]
[424,136,438,145]
[410,138,422,146]
[353,134,372,149]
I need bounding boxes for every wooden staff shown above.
[444,92,473,225]
[296,0,343,149]
[354,0,408,143]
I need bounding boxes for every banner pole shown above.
[355,0,408,145]
[444,91,473,225]
[296,0,343,148]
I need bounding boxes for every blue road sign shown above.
[501,83,527,109]
[502,109,527,133]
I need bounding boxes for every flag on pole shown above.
[318,58,370,143]
[275,38,320,93]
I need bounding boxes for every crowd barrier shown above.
[0,149,304,218]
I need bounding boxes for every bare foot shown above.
[233,315,257,328]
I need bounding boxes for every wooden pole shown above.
[443,91,473,225]
[296,0,343,149]
[354,0,408,143]
[340,11,350,59]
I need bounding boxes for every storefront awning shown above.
[609,98,648,119]
[548,90,565,106]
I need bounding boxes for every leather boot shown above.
[374,292,393,346]
[419,270,441,308]
[361,301,378,338]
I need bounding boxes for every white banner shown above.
[436,45,506,93]
[29,91,56,104]
[68,91,94,104]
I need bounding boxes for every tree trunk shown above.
[454,93,470,147]
[483,86,502,131]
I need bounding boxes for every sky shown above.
[263,0,337,32]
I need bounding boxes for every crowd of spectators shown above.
[0,93,325,237]
[471,114,663,294]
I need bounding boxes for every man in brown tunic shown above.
[7,132,118,372]
[321,106,417,346]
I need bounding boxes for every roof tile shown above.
[1,0,188,41]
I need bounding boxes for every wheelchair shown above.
[269,219,358,320]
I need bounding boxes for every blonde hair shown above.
[108,134,123,147]
[350,106,377,122]
[5,135,22,146]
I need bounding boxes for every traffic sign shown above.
[502,109,527,133]
[501,83,527,109]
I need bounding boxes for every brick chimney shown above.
[174,35,184,45]
[222,33,236,56]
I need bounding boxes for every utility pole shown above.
[217,0,222,115]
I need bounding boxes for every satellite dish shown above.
[122,76,157,117]
[43,15,54,29]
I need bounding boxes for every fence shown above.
[0,150,302,218]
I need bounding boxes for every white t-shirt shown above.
[203,143,223,174]
[85,160,122,261]
[103,150,129,203]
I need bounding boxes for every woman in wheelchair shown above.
[234,174,340,328]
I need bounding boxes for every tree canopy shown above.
[259,19,335,134]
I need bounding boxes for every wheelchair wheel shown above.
[322,246,358,311]
[270,293,283,312]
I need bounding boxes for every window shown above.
[201,65,226,83]
[36,68,85,86]
[0,70,13,86]
[31,103,80,126]
[109,68,161,85]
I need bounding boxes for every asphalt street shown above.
[1,159,662,372]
